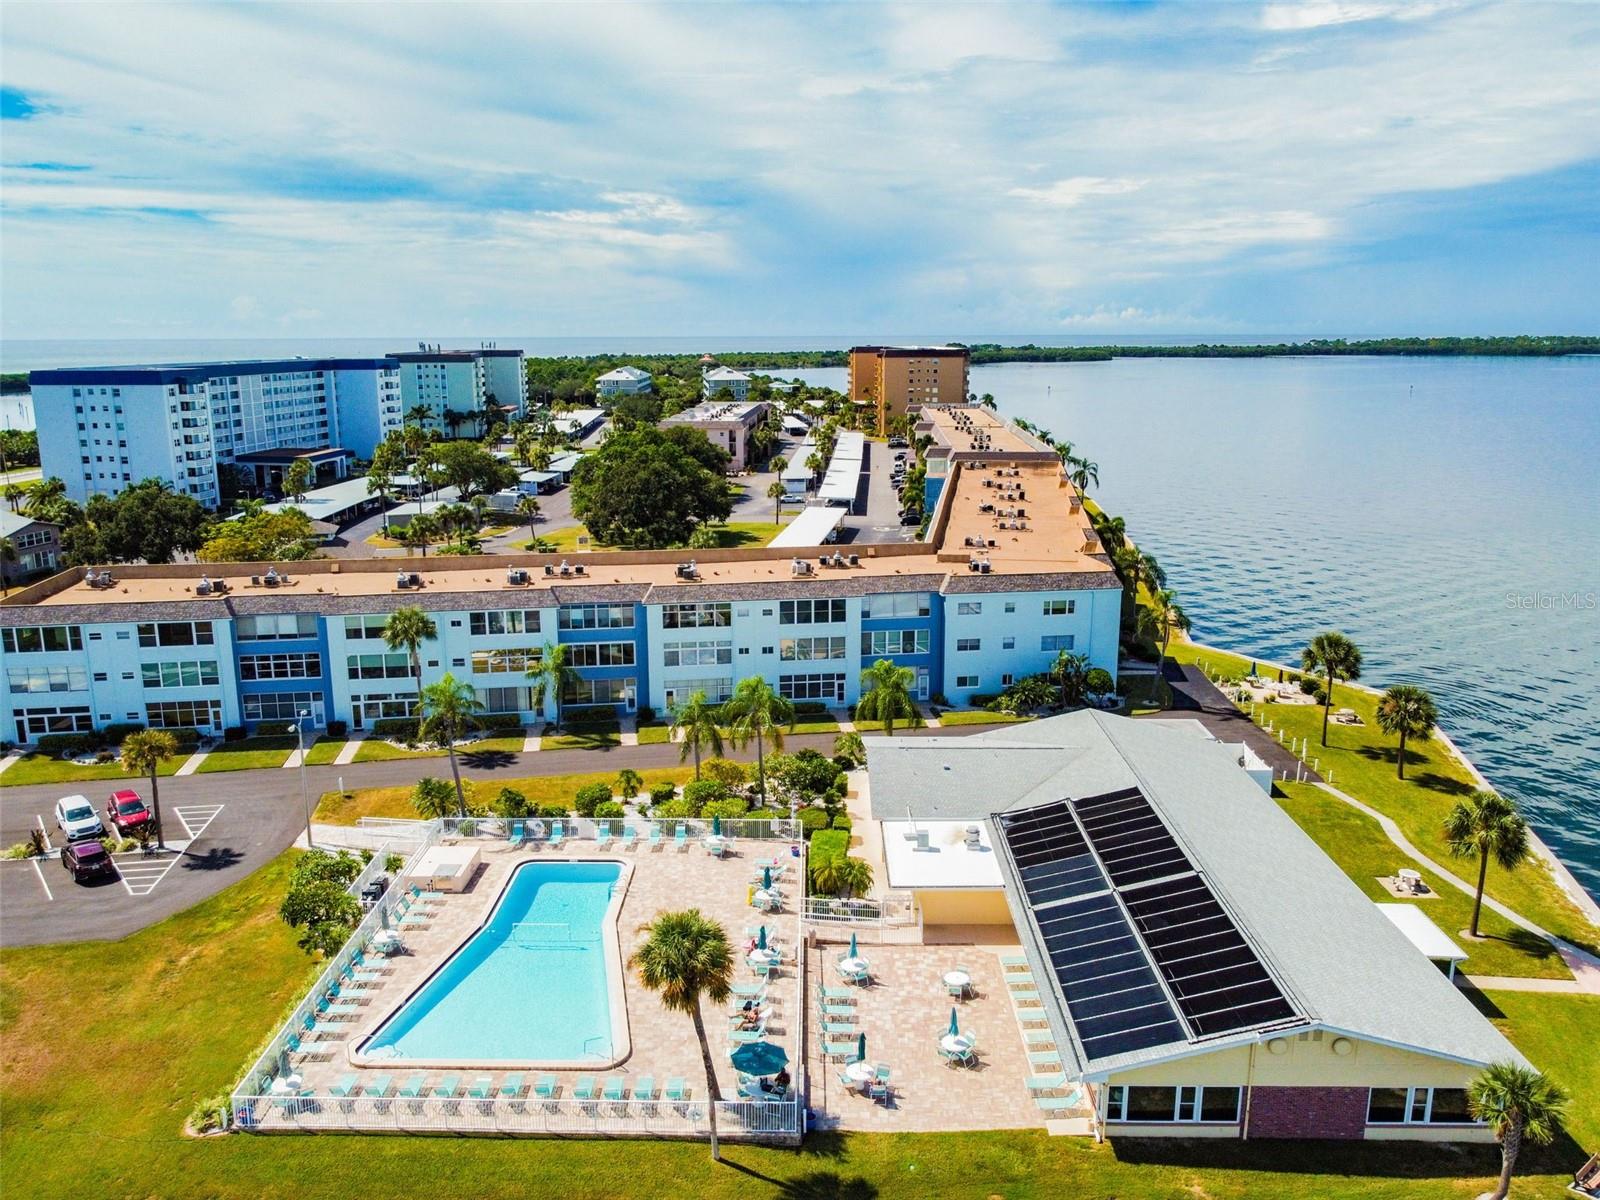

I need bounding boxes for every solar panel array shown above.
[997,787,1298,1063]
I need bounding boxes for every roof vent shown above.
[963,825,982,850]
[914,830,931,851]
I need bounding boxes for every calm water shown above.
[789,358,1600,900]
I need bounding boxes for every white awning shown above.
[768,505,845,548]
[1377,904,1467,964]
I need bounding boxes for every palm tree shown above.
[1468,1062,1568,1200]
[22,476,66,521]
[670,690,724,780]
[119,730,178,849]
[723,676,795,805]
[980,393,997,410]
[1068,457,1099,492]
[1375,684,1438,779]
[526,641,578,731]
[406,403,434,429]
[282,458,313,503]
[833,731,865,765]
[1301,630,1364,746]
[382,606,437,700]
[629,910,735,1160]
[811,854,874,898]
[1051,650,1093,709]
[2,482,24,512]
[415,673,483,816]
[1445,790,1530,938]
[855,658,916,736]
[769,455,788,476]
[399,513,436,557]
[0,535,14,597]
[1136,589,1191,681]
[767,480,787,524]
[515,494,541,534]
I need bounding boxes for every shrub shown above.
[649,780,678,806]
[967,693,1000,709]
[930,693,950,707]
[37,732,100,757]
[188,1093,231,1134]
[809,828,849,862]
[831,813,852,831]
[101,722,145,744]
[535,802,571,818]
[792,701,830,716]
[700,796,750,821]
[278,878,360,957]
[798,807,831,836]
[635,705,655,724]
[745,807,785,820]
[223,725,248,743]
[574,782,613,817]
[593,800,626,819]
[372,717,423,741]
[493,787,531,818]
[290,849,364,889]
[2,841,39,860]
[682,779,730,815]
[1297,675,1321,696]
[326,719,348,739]
[411,776,458,818]
[703,758,748,788]
[652,797,693,819]
[383,852,406,874]
[476,712,525,733]
[1085,668,1115,695]
[616,768,643,799]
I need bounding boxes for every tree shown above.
[1000,674,1057,714]
[855,658,916,736]
[1468,1062,1568,1200]
[279,877,362,956]
[811,854,874,898]
[670,690,724,780]
[1051,651,1093,709]
[767,479,787,523]
[415,673,484,817]
[397,514,436,557]
[1375,684,1438,779]
[2,482,24,512]
[515,494,541,533]
[59,480,209,565]
[769,455,788,476]
[367,438,406,528]
[723,676,795,805]
[119,730,178,849]
[1301,630,1363,746]
[629,910,734,1161]
[434,440,517,500]
[411,776,458,819]
[1136,589,1191,681]
[570,425,732,547]
[1445,790,1530,938]
[21,476,67,521]
[833,731,866,766]
[617,768,643,800]
[282,458,313,503]
[0,535,14,596]
[406,403,434,429]
[526,641,578,730]
[382,606,437,699]
[198,506,318,561]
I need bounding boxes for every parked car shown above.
[106,789,153,836]
[54,795,106,842]
[900,511,923,526]
[61,839,116,883]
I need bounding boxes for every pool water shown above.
[363,860,621,1063]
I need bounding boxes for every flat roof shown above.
[767,506,845,548]
[665,400,764,424]
[818,431,866,503]
[851,345,970,357]
[29,358,399,386]
[882,820,1004,889]
[919,405,1051,456]
[234,446,353,465]
[1378,904,1468,964]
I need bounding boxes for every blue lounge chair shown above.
[498,1073,525,1100]
[1026,1073,1068,1090]
[621,825,638,851]
[508,820,525,848]
[533,1075,558,1103]
[647,823,662,850]
[433,1075,461,1113]
[397,1074,427,1110]
[467,1076,494,1100]
[1000,954,1029,969]
[633,1075,655,1103]
[1024,1029,1056,1046]
[823,1038,858,1060]
[673,824,688,851]
[573,1075,599,1101]
[549,821,565,849]
[1036,1094,1081,1112]
[820,1001,854,1017]
[329,1073,358,1098]
[1028,1052,1063,1068]
[664,1077,688,1101]
[869,1066,891,1102]
[821,1019,856,1035]
[730,980,767,998]
[364,1074,393,1097]
[596,824,613,850]
[728,1023,768,1045]
[820,985,855,1001]
[602,1076,627,1103]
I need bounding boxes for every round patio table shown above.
[843,1060,876,1090]
[940,1034,975,1059]
[836,956,870,977]
[942,969,972,993]
[704,835,729,855]
[748,948,780,966]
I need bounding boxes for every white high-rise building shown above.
[391,347,526,436]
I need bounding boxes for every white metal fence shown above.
[388,814,804,843]
[803,890,922,944]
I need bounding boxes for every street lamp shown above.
[289,710,312,849]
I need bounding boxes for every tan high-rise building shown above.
[847,345,971,434]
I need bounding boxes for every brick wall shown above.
[1247,1086,1368,1139]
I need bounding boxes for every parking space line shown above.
[116,854,181,897]
[173,804,224,841]
[30,857,54,901]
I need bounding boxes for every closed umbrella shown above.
[730,1040,788,1076]
[848,931,858,959]
[856,1032,867,1063]
[762,865,772,891]
[712,814,722,837]
[948,1007,959,1038]
[757,925,767,951]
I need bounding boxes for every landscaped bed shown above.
[314,766,699,824]
[936,710,1033,726]
[195,736,298,774]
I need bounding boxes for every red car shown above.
[106,789,153,835]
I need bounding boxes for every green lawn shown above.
[0,850,1582,1200]
[542,728,622,751]
[636,722,673,745]
[1483,989,1600,1147]
[352,739,445,763]
[1171,640,1600,955]
[520,520,788,553]
[791,718,842,735]
[937,710,1034,726]
[301,738,346,766]
[315,766,698,823]
[195,736,297,774]
[1277,782,1570,979]
[0,752,183,788]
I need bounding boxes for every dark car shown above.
[900,511,923,526]
[106,789,153,835]
[61,839,116,883]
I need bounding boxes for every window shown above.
[957,601,982,616]
[955,674,979,689]
[346,652,412,680]
[140,661,222,689]
[145,699,222,730]
[1044,599,1076,616]
[660,602,732,629]
[861,629,930,657]
[564,641,636,668]
[242,691,321,722]
[7,665,90,694]
[342,614,390,640]
[1040,634,1076,652]
[663,678,734,705]
[1004,602,1016,614]
[861,592,932,619]
[780,636,846,662]
[477,685,531,714]
[469,610,541,636]
[236,614,318,641]
[238,652,320,680]
[1106,1086,1241,1124]
[778,672,846,702]
[13,704,93,740]
[779,598,846,625]
[470,646,541,674]
[1367,1087,1476,1126]
[662,640,733,667]
[1002,636,1015,650]
[2,625,84,654]
[558,604,633,630]
[564,676,634,706]
[137,621,214,648]
[956,638,981,652]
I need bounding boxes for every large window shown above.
[862,629,930,657]
[955,637,981,652]
[1040,634,1076,652]
[663,678,733,705]
[342,615,390,640]
[1366,1087,1475,1126]
[564,676,634,706]
[661,602,732,629]
[1044,599,1077,616]
[137,621,214,648]
[478,686,531,714]
[238,652,320,680]
[346,652,412,680]
[242,691,321,722]
[145,699,222,730]
[780,636,846,662]
[955,674,979,689]
[558,604,633,630]
[1106,1086,1241,1124]
[7,664,89,694]
[469,609,541,636]
[236,613,318,641]
[565,641,635,668]
[2,625,83,654]
[779,598,846,625]
[956,601,982,615]
[141,660,222,689]
[662,640,733,668]
[778,672,846,702]
[471,646,542,674]
[861,592,930,619]
[13,705,93,741]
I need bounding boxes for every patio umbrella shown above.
[856,1032,867,1063]
[762,866,773,890]
[730,1040,788,1076]
[848,931,858,959]
[757,925,767,951]
[948,1007,959,1037]
[712,814,722,837]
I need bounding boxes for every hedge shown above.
[798,807,831,836]
[792,701,831,716]
[831,814,852,831]
[37,726,201,756]
[649,781,678,805]
[810,829,849,863]
[682,779,730,814]
[371,717,422,740]
[574,782,612,817]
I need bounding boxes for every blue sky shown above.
[2,1,1598,340]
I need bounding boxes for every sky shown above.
[2,0,1598,341]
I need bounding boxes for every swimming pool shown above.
[356,860,630,1067]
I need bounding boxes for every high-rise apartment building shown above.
[847,345,971,434]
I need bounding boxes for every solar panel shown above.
[997,801,1108,907]
[1072,788,1194,887]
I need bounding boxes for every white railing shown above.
[411,815,802,844]
[803,890,920,944]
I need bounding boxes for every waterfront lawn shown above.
[194,736,298,774]
[301,738,346,766]
[0,752,182,788]
[314,766,700,823]
[1171,641,1600,954]
[1483,989,1600,1147]
[0,849,1577,1200]
[937,709,1033,726]
[1277,782,1570,979]
[635,722,672,745]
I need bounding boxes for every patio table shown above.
[704,835,729,856]
[940,1034,975,1061]
[837,955,869,977]
[942,969,972,995]
[842,1059,876,1091]
[747,948,781,967]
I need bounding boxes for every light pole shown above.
[289,710,312,849]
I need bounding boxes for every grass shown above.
[0,848,1583,1200]
[791,718,842,735]
[301,738,346,766]
[541,728,621,751]
[937,709,1033,726]
[314,766,699,824]
[636,722,672,745]
[1276,782,1570,979]
[194,736,297,774]
[352,739,444,763]
[1483,989,1600,1147]
[0,752,183,788]
[1170,639,1600,955]
[519,520,788,553]
[1118,671,1168,715]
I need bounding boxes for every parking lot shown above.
[836,438,920,545]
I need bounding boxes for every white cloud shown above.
[1007,177,1144,207]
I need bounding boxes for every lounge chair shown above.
[1026,1073,1067,1090]
[329,1073,359,1098]
[398,909,433,928]
[673,824,688,851]
[317,997,361,1018]
[621,825,638,851]
[364,1074,394,1110]
[533,1075,559,1103]
[573,1075,599,1101]
[507,820,525,848]
[467,1076,494,1100]
[397,1074,427,1110]
[664,1077,688,1102]
[633,1075,656,1103]
[1036,1094,1081,1112]
[1012,990,1043,1007]
[730,980,767,998]
[869,1066,891,1102]
[728,1023,768,1045]
[602,1076,627,1104]
[821,1019,856,1036]
[823,1038,858,1060]
[1028,1052,1063,1068]
[498,1073,525,1101]
[595,824,613,850]
[433,1074,461,1111]
[1000,954,1029,969]
[820,1001,855,1017]
[647,823,662,850]
[820,985,855,1001]
[409,884,444,902]
[549,821,565,849]
[1023,1029,1056,1046]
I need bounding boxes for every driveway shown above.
[840,439,918,546]
[1139,661,1319,783]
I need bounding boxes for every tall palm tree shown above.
[1301,630,1364,746]
[767,480,787,523]
[811,854,874,899]
[1051,650,1093,709]
[416,673,483,816]
[399,514,436,557]
[1445,790,1530,938]
[1469,1062,1568,1200]
[855,658,916,736]
[670,690,724,780]
[2,482,24,512]
[515,494,541,534]
[1068,457,1099,492]
[525,641,578,731]
[629,910,734,1161]
[1375,684,1438,779]
[22,476,66,521]
[382,606,437,700]
[406,403,434,429]
[723,676,795,805]
[119,730,178,850]
[1137,589,1191,680]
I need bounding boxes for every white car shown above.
[54,794,106,842]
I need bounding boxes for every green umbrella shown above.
[712,814,722,837]
[856,1032,867,1063]
[757,925,767,951]
[762,866,772,890]
[848,931,858,959]
[730,1040,788,1076]
[948,1007,959,1037]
